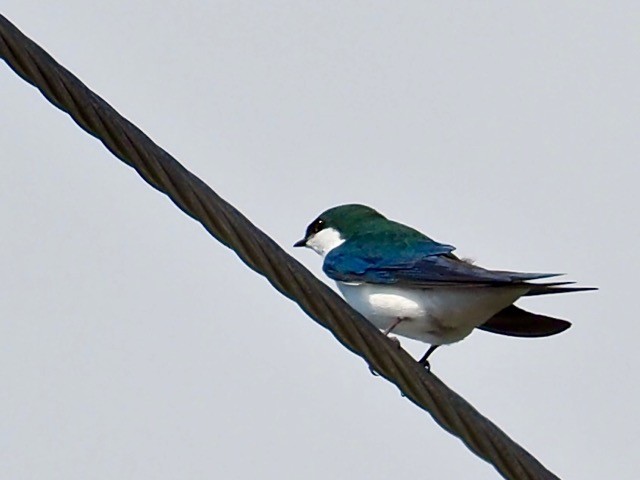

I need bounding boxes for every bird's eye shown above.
[312,219,324,233]
[307,218,325,236]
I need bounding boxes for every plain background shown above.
[1,2,638,479]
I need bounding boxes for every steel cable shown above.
[0,15,559,480]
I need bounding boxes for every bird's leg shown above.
[369,318,405,376]
[383,317,404,336]
[383,317,404,350]
[418,345,440,371]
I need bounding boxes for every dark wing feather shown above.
[524,283,598,296]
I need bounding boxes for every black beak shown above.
[293,238,307,247]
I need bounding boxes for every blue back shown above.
[323,229,557,286]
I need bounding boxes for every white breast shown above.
[306,228,345,256]
[336,282,530,345]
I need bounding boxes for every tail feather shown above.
[477,305,571,337]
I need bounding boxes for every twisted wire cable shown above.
[0,15,559,480]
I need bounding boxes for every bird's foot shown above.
[388,336,401,348]
[417,344,439,371]
[419,359,431,371]
[369,337,402,376]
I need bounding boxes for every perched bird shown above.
[294,204,595,368]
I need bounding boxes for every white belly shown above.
[336,282,530,345]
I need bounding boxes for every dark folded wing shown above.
[324,237,560,286]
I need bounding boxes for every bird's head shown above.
[294,204,385,256]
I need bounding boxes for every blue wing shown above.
[323,233,559,286]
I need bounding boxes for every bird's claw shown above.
[369,337,402,376]
[388,336,401,348]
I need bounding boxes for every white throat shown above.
[306,228,345,257]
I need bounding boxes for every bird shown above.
[294,204,595,368]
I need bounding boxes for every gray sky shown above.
[1,2,638,479]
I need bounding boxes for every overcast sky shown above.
[1,2,638,479]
